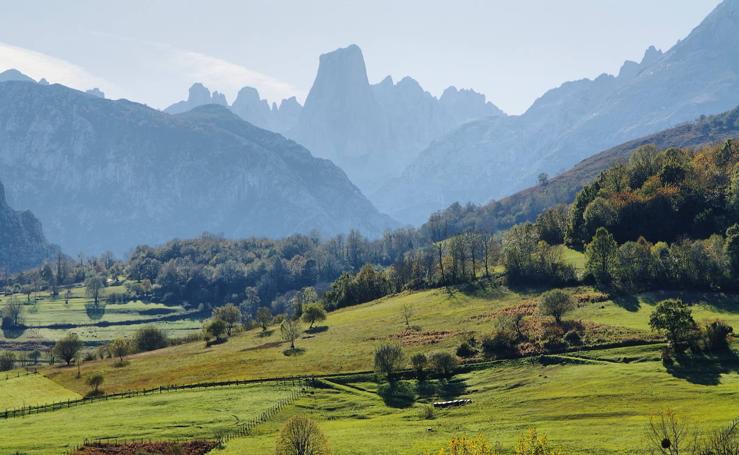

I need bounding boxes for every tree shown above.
[256,307,273,332]
[410,353,428,379]
[702,320,734,352]
[649,299,697,347]
[275,415,330,455]
[53,333,83,366]
[240,286,261,320]
[29,349,42,365]
[85,274,105,306]
[429,351,457,379]
[0,351,15,371]
[586,227,618,285]
[645,410,690,455]
[281,318,302,351]
[1,296,24,328]
[109,338,130,364]
[538,172,549,186]
[133,326,168,352]
[86,373,104,395]
[538,290,574,325]
[401,303,414,329]
[205,318,227,342]
[301,303,327,329]
[373,343,404,380]
[213,304,241,336]
[724,224,739,277]
[64,289,72,305]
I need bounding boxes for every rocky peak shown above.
[0,68,35,83]
[86,87,105,98]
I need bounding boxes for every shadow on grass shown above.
[84,302,107,320]
[612,294,640,312]
[640,291,739,315]
[258,329,274,338]
[378,380,417,408]
[306,325,329,334]
[666,349,739,385]
[415,378,467,400]
[1,325,26,339]
[283,347,306,357]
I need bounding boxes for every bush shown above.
[0,351,15,371]
[515,428,564,455]
[563,330,582,346]
[420,404,435,420]
[538,290,574,325]
[134,325,168,352]
[702,320,734,352]
[275,415,330,455]
[410,353,428,379]
[429,352,458,379]
[374,344,404,380]
[456,342,477,358]
[482,332,517,359]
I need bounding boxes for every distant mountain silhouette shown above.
[0,81,395,255]
[0,180,57,273]
[164,44,503,193]
[378,0,739,223]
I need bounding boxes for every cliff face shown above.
[0,81,395,256]
[0,181,57,273]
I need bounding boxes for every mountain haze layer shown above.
[165,44,504,194]
[0,81,394,256]
[378,0,739,224]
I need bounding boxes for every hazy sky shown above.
[0,0,722,114]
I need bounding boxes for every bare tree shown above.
[401,304,414,329]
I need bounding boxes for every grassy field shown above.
[217,346,739,455]
[0,370,81,409]
[43,285,736,396]
[0,285,203,345]
[0,382,298,454]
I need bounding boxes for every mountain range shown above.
[165,44,504,193]
[0,79,394,256]
[375,0,739,223]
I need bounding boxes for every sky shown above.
[0,0,723,114]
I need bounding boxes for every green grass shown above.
[0,382,298,454]
[0,370,80,410]
[572,290,739,331]
[43,285,739,395]
[217,345,739,455]
[1,285,203,344]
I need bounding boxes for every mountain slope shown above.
[0,181,57,273]
[0,81,394,255]
[379,0,739,224]
[424,104,739,237]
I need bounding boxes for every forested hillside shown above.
[422,104,739,239]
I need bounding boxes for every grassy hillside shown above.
[43,284,735,395]
[0,382,298,454]
[0,370,81,409]
[0,285,202,346]
[218,346,738,454]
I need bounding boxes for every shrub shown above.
[538,290,574,325]
[275,415,330,455]
[482,332,517,359]
[420,404,436,420]
[374,344,404,380]
[563,330,582,346]
[86,373,104,396]
[429,352,458,379]
[514,428,564,455]
[702,320,734,352]
[205,318,228,343]
[456,342,477,358]
[410,353,428,379]
[0,351,15,371]
[134,325,168,352]
[436,435,500,454]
